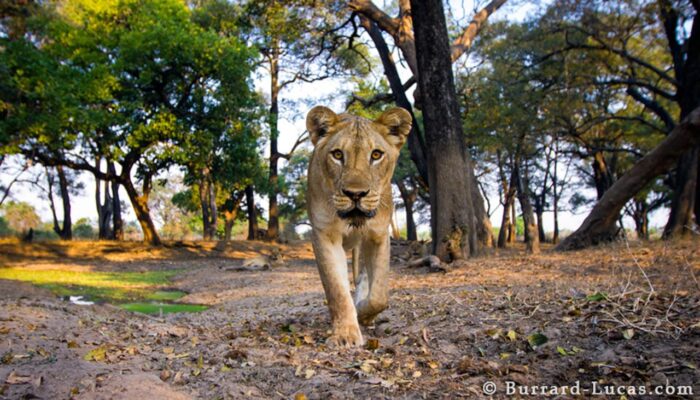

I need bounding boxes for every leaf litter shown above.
[0,239,698,398]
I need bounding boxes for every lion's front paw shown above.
[326,323,363,348]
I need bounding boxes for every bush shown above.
[0,216,11,237]
[73,218,96,239]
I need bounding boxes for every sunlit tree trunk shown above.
[267,41,281,241]
[514,159,539,254]
[396,179,418,241]
[122,176,161,246]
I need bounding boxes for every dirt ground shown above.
[0,238,699,399]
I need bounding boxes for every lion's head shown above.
[306,106,412,227]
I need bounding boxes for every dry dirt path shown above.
[0,239,699,399]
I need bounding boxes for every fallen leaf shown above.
[294,394,307,400]
[622,328,634,340]
[366,338,379,351]
[84,346,108,362]
[527,333,548,349]
[5,371,33,385]
[586,292,607,302]
[506,330,517,342]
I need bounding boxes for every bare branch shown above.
[450,0,507,62]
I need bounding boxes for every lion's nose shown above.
[342,189,369,201]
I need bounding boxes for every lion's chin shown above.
[337,207,376,228]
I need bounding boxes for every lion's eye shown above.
[371,150,384,161]
[331,150,344,161]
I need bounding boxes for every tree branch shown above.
[450,0,507,62]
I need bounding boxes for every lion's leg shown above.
[356,235,390,326]
[351,246,361,285]
[311,230,363,347]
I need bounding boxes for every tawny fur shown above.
[306,106,411,347]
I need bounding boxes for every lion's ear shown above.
[306,106,338,146]
[375,107,412,149]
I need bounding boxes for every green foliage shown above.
[73,217,95,239]
[0,217,11,237]
[0,201,41,233]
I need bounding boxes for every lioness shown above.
[306,106,411,347]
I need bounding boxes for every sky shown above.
[1,0,671,236]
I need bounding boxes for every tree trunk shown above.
[552,136,560,244]
[514,160,539,254]
[591,151,614,200]
[411,0,477,260]
[122,177,161,246]
[200,178,212,240]
[46,168,61,237]
[267,43,281,241]
[472,168,494,248]
[497,195,513,248]
[109,162,123,240]
[245,185,259,241]
[509,201,517,243]
[664,5,700,236]
[534,196,546,243]
[56,165,72,240]
[664,147,699,237]
[557,107,700,250]
[396,179,418,241]
[633,199,650,240]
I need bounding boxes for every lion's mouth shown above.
[337,207,376,227]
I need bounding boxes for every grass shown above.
[118,302,208,314]
[0,267,189,305]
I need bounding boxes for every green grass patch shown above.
[146,290,187,301]
[118,302,208,314]
[0,267,181,303]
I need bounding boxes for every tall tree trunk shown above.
[56,165,72,240]
[200,178,212,240]
[664,4,700,236]
[411,0,477,260]
[557,107,700,250]
[509,201,517,243]
[245,185,259,241]
[664,147,699,237]
[267,43,281,241]
[46,168,61,237]
[591,151,614,200]
[109,162,123,240]
[396,179,418,241]
[471,166,494,248]
[534,197,546,243]
[497,158,516,248]
[552,137,560,244]
[633,199,650,240]
[514,160,539,254]
[122,177,161,246]
[497,198,513,248]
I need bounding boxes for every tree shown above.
[557,106,700,250]
[350,0,507,250]
[543,0,699,236]
[410,0,477,260]
[9,0,258,245]
[240,0,365,241]
[1,201,40,234]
